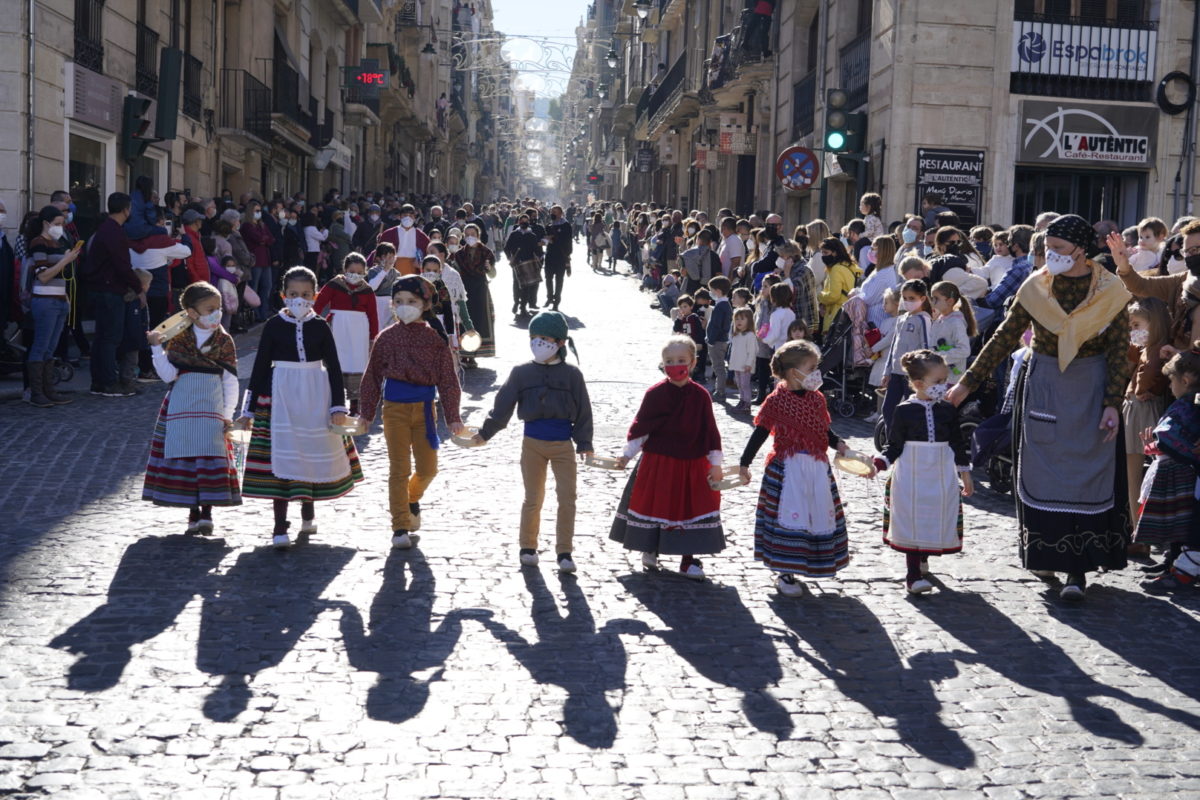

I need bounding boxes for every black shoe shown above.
[409,501,420,517]
[512,302,519,314]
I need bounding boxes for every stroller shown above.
[969,350,1027,494]
[819,296,874,418]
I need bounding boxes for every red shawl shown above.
[627,379,722,460]
[754,385,830,463]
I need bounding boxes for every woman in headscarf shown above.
[946,214,1132,602]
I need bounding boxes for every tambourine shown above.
[833,449,875,477]
[460,330,482,353]
[451,425,484,448]
[585,455,625,470]
[153,310,193,342]
[329,419,368,437]
[708,465,748,491]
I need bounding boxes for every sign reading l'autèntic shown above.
[1012,20,1157,83]
[1018,100,1159,167]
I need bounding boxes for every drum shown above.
[515,258,542,287]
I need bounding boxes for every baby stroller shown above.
[968,350,1026,494]
[819,296,874,418]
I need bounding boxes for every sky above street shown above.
[491,0,591,96]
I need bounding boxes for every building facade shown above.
[565,0,1200,230]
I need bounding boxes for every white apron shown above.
[269,361,351,483]
[375,297,394,332]
[886,441,960,552]
[328,309,370,374]
[776,453,838,534]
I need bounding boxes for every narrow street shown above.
[1,251,1199,799]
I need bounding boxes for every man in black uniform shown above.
[543,205,574,311]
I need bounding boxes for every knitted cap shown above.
[529,310,568,341]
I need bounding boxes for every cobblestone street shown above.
[2,254,1200,799]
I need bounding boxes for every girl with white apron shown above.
[240,266,364,549]
[876,350,974,595]
[314,254,379,415]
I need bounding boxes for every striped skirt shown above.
[754,456,848,576]
[241,396,364,502]
[1134,456,1194,546]
[143,395,242,508]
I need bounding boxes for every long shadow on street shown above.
[477,568,647,748]
[195,542,355,721]
[769,593,975,768]
[916,590,1200,742]
[49,534,231,691]
[618,573,794,738]
[336,548,474,723]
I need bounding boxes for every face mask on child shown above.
[796,369,824,392]
[285,297,313,317]
[530,338,559,363]
[195,308,222,329]
[925,382,950,402]
[393,303,422,324]
[902,298,924,313]
[421,271,442,284]
[344,272,364,285]
[663,364,690,382]
[1130,328,1150,347]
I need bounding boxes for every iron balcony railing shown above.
[74,0,104,73]
[839,31,870,110]
[182,54,203,120]
[647,52,685,123]
[272,51,305,126]
[792,70,816,139]
[219,69,271,140]
[136,23,159,97]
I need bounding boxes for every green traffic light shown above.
[826,131,846,150]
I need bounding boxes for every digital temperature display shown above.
[354,72,385,86]
[342,61,387,95]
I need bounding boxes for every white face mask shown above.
[0,212,8,226]
[344,272,365,285]
[531,338,560,363]
[902,299,924,313]
[925,382,950,402]
[1130,327,1150,347]
[370,214,380,223]
[195,308,222,329]
[797,369,823,392]
[47,225,64,240]
[1045,248,1077,275]
[253,211,262,220]
[448,244,460,253]
[401,217,414,228]
[421,271,441,283]
[278,211,287,221]
[465,236,479,246]
[393,303,422,324]
[285,297,313,317]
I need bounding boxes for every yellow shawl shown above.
[1015,261,1130,372]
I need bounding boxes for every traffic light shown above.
[824,88,849,153]
[121,95,154,162]
[586,172,602,185]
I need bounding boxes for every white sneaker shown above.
[682,560,706,580]
[557,554,577,573]
[272,533,292,549]
[907,578,934,595]
[776,574,804,597]
[197,519,214,536]
[391,533,419,549]
[641,552,659,570]
[519,550,539,566]
[299,519,318,535]
[186,520,201,534]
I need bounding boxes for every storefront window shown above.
[69,134,105,242]
[1014,168,1145,228]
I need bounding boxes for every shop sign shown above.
[69,63,122,133]
[635,147,656,173]
[1012,20,1156,83]
[693,146,716,170]
[914,148,984,230]
[1018,100,1158,166]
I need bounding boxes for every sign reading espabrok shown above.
[914,148,984,230]
[1012,20,1156,83]
[1018,100,1158,167]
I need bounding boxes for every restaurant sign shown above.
[1018,100,1158,167]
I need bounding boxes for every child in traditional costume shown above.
[240,266,364,549]
[738,340,852,596]
[314,252,379,416]
[475,311,593,572]
[357,276,464,550]
[611,335,725,580]
[143,282,242,532]
[873,349,973,595]
[1141,350,1200,593]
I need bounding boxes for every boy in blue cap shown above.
[474,310,594,572]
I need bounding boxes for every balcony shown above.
[271,47,316,154]
[646,53,685,122]
[838,31,870,110]
[792,70,816,139]
[136,23,159,97]
[218,69,271,147]
[74,0,104,73]
[1009,10,1156,101]
[182,54,203,120]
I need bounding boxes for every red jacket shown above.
[378,225,429,259]
[241,221,275,268]
[314,277,380,342]
[183,228,210,285]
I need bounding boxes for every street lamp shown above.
[634,0,652,19]
[587,106,596,120]
[606,48,619,69]
[598,83,608,100]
